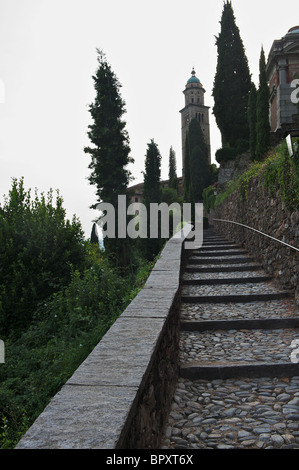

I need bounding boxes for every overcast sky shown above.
[0,0,298,238]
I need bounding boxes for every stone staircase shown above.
[162,230,299,449]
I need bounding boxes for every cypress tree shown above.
[188,118,210,202]
[84,50,134,265]
[90,222,99,245]
[255,47,271,161]
[248,83,257,160]
[142,139,162,260]
[142,139,162,207]
[168,146,178,191]
[212,1,252,149]
[183,131,193,203]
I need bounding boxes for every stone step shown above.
[185,265,263,273]
[181,298,299,322]
[180,318,299,332]
[198,245,243,250]
[192,251,248,257]
[188,257,255,264]
[180,362,299,380]
[162,231,299,449]
[202,241,233,246]
[179,327,299,380]
[183,270,266,280]
[182,276,272,285]
[181,281,281,297]
[181,293,290,304]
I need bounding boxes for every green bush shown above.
[215,147,237,163]
[0,244,154,449]
[0,178,157,449]
[0,178,88,336]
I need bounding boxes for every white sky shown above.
[0,0,298,238]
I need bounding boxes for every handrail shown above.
[213,218,299,253]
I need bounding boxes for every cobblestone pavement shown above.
[161,231,299,449]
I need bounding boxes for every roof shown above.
[187,68,200,84]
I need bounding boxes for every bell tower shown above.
[180,68,211,172]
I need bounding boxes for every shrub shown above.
[0,178,88,336]
[215,147,237,163]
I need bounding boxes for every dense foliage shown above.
[212,1,251,150]
[0,178,87,336]
[255,48,271,161]
[215,140,299,211]
[0,179,155,449]
[168,146,178,191]
[184,119,219,204]
[248,83,258,160]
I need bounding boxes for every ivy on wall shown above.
[215,139,299,211]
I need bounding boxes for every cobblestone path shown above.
[161,230,299,449]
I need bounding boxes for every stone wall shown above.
[16,226,192,449]
[214,174,299,305]
[217,152,251,191]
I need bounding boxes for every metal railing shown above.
[213,218,299,253]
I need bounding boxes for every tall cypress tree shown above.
[90,222,99,245]
[84,50,134,265]
[168,146,178,191]
[255,47,271,161]
[188,118,210,202]
[142,139,162,208]
[248,83,257,160]
[183,131,193,203]
[142,139,162,260]
[213,1,252,149]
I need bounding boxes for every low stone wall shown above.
[214,175,299,304]
[16,226,192,449]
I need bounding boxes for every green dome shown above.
[187,68,200,84]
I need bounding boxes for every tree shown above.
[248,82,257,160]
[168,146,178,191]
[188,118,210,202]
[183,131,193,204]
[0,178,87,335]
[84,49,134,264]
[212,1,252,149]
[142,140,163,260]
[255,47,271,161]
[90,222,99,245]
[142,139,162,208]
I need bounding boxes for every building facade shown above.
[179,69,211,172]
[266,26,299,136]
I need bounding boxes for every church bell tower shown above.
[180,68,211,172]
